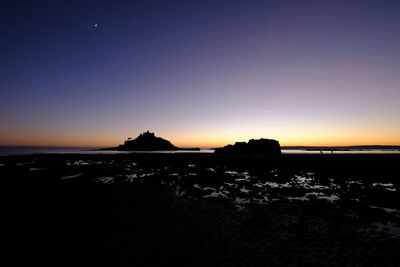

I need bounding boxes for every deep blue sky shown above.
[1,0,400,146]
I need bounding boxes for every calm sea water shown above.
[282,149,400,154]
[0,146,399,156]
[0,146,213,156]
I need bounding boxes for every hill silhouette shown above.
[215,138,281,156]
[105,131,199,151]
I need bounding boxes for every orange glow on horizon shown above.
[1,132,400,148]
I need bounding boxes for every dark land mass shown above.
[102,131,200,151]
[215,138,281,156]
[2,153,400,266]
[282,145,400,151]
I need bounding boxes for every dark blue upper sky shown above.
[1,0,400,146]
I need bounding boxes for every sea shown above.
[0,146,399,156]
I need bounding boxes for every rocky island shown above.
[103,131,199,151]
[215,138,281,156]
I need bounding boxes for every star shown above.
[94,24,98,28]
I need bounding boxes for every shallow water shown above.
[0,146,213,155]
[282,149,400,154]
[1,146,400,155]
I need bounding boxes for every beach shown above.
[2,153,400,266]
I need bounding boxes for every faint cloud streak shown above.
[223,108,279,113]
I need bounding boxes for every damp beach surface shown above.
[1,153,400,266]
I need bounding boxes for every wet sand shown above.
[1,153,400,266]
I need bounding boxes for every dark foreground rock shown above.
[1,153,400,266]
[215,138,281,156]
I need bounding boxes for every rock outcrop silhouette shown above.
[215,138,281,156]
[105,131,199,151]
[116,131,178,151]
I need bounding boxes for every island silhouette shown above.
[215,138,281,156]
[103,131,200,151]
[103,131,283,155]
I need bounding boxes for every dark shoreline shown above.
[2,153,400,266]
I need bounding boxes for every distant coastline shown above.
[282,145,400,151]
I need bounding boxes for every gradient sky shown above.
[1,0,400,147]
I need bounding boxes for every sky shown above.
[1,0,400,147]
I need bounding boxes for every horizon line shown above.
[1,144,400,149]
